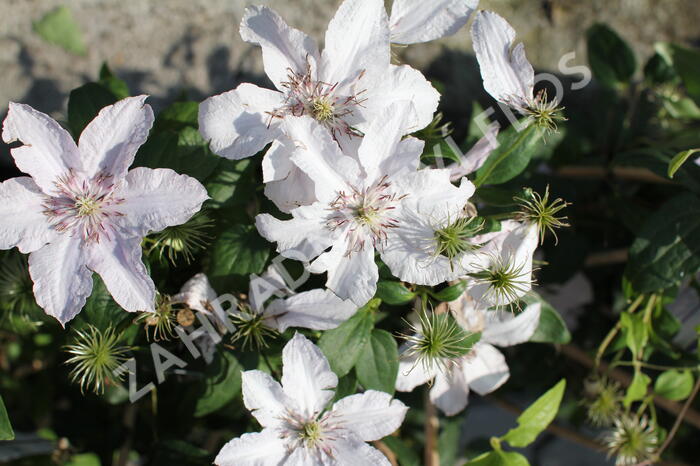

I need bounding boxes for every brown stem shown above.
[424,389,440,466]
[374,440,398,466]
[555,166,673,184]
[584,249,629,267]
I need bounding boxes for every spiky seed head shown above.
[146,211,213,265]
[230,304,278,350]
[470,253,533,309]
[583,376,623,427]
[515,185,570,245]
[64,325,130,394]
[433,216,484,270]
[135,293,178,342]
[603,415,660,466]
[524,89,567,134]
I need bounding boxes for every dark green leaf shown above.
[152,439,211,466]
[67,83,118,137]
[614,148,700,195]
[98,63,130,99]
[356,329,399,395]
[318,305,374,377]
[432,280,469,302]
[194,352,243,417]
[333,371,358,402]
[525,293,571,344]
[154,101,200,132]
[586,24,636,87]
[654,370,694,401]
[204,158,256,210]
[206,224,271,292]
[625,193,700,292]
[668,149,700,178]
[0,394,14,440]
[502,379,566,447]
[475,124,543,186]
[657,42,700,104]
[33,6,86,55]
[644,52,677,84]
[376,281,415,306]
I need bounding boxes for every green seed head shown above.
[147,211,213,265]
[471,254,532,308]
[230,304,278,350]
[604,415,659,466]
[524,89,567,134]
[434,216,484,269]
[515,185,570,245]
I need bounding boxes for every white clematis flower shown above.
[390,0,478,45]
[215,333,407,466]
[256,103,471,306]
[177,266,358,334]
[471,11,535,112]
[198,0,439,187]
[396,297,541,416]
[0,97,209,326]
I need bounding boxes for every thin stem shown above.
[612,361,700,372]
[424,389,440,466]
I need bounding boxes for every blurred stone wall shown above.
[1,0,699,117]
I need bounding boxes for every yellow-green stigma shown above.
[230,305,278,350]
[402,311,477,374]
[434,217,484,269]
[525,90,566,133]
[515,186,570,245]
[75,196,101,217]
[64,325,130,394]
[311,97,335,122]
[299,421,323,448]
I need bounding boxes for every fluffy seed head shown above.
[603,415,659,466]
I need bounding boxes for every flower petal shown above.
[331,390,407,441]
[88,235,155,313]
[471,11,534,108]
[281,333,338,418]
[482,302,542,347]
[390,0,478,45]
[395,351,437,391]
[0,177,57,253]
[115,167,208,237]
[261,138,296,183]
[28,235,92,326]
[359,64,440,133]
[265,289,358,332]
[462,342,510,396]
[255,203,335,262]
[242,369,291,428]
[329,438,392,466]
[449,123,500,180]
[198,83,284,160]
[357,101,422,182]
[240,5,321,90]
[263,165,317,214]
[174,273,218,315]
[321,0,391,88]
[2,102,80,195]
[325,242,378,306]
[430,368,470,416]
[214,430,287,466]
[78,96,154,181]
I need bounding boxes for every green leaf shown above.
[620,312,649,358]
[33,6,86,55]
[333,371,358,402]
[206,224,271,292]
[382,436,421,466]
[98,64,130,99]
[474,124,543,186]
[203,158,256,210]
[154,101,200,132]
[75,275,131,331]
[194,351,243,417]
[644,52,676,84]
[656,42,700,104]
[376,281,415,305]
[502,379,566,448]
[525,293,571,344]
[625,193,700,292]
[668,149,700,178]
[318,305,374,377]
[356,329,399,395]
[586,24,636,87]
[152,439,211,466]
[67,82,118,137]
[614,148,700,195]
[654,370,694,401]
[0,395,14,440]
[66,453,101,466]
[624,368,651,407]
[431,280,469,302]
[467,450,530,466]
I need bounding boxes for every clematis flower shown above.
[199,0,439,210]
[177,266,357,341]
[215,333,408,465]
[396,296,541,416]
[256,102,471,306]
[390,0,478,45]
[0,96,209,325]
[471,11,563,131]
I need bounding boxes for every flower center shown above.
[326,176,404,253]
[271,63,366,140]
[44,171,123,242]
[299,420,323,448]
